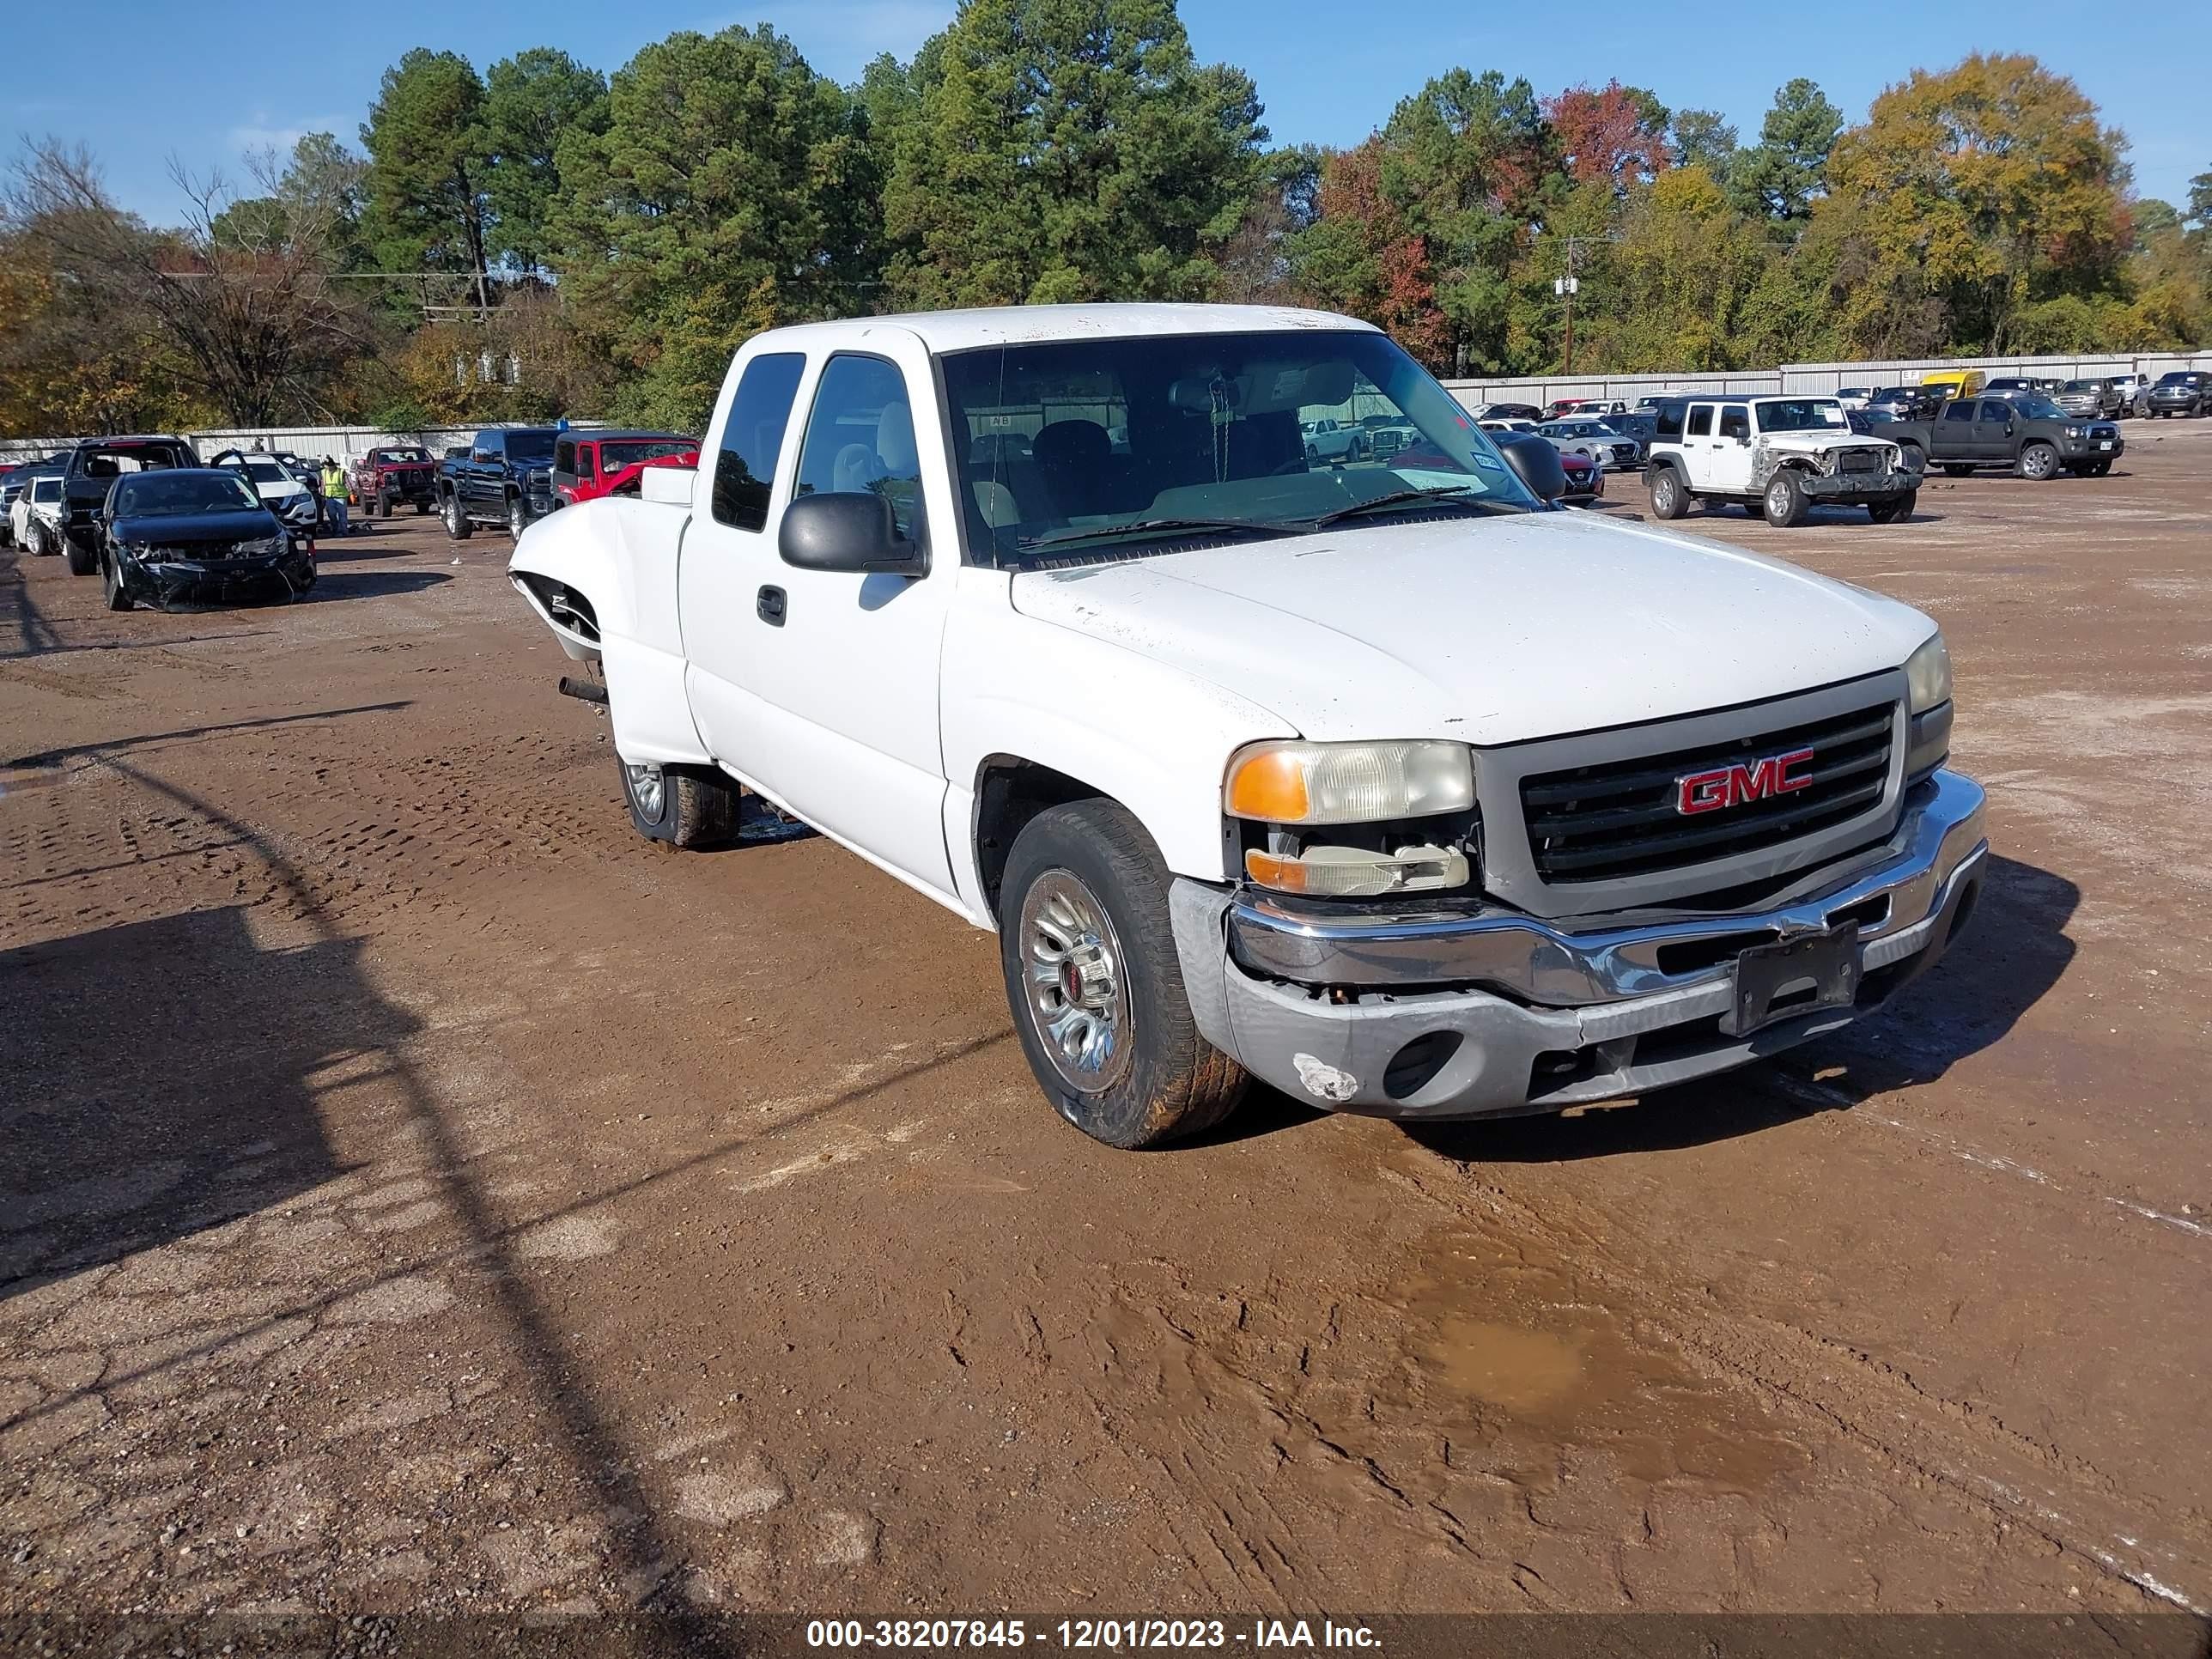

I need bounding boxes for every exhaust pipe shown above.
[557,675,608,705]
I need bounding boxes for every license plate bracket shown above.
[1723,923,1862,1037]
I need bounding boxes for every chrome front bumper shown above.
[1170,771,1987,1120]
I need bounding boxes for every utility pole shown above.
[1554,234,1592,374]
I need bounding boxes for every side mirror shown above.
[778,490,925,575]
[1494,433,1567,502]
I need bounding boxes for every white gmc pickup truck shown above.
[511,305,1985,1148]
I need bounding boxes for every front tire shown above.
[378,492,393,519]
[101,549,133,611]
[619,757,736,848]
[1647,466,1687,520]
[1000,800,1247,1149]
[2020,442,2058,481]
[443,492,472,540]
[507,495,529,539]
[2089,460,2112,477]
[1868,494,1914,523]
[1763,470,1809,527]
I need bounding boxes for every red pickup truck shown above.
[350,445,440,517]
[550,431,699,507]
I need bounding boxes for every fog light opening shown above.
[1383,1031,1462,1102]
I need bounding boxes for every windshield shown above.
[940,329,1531,567]
[2061,380,2098,392]
[2156,374,2197,386]
[375,447,431,465]
[33,478,61,501]
[600,439,693,471]
[2014,397,2064,420]
[505,432,557,462]
[241,459,286,484]
[113,472,263,516]
[1755,398,1847,432]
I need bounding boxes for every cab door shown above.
[1709,404,1755,492]
[1972,398,2015,464]
[678,328,961,902]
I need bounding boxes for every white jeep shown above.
[510,305,1984,1148]
[1646,395,1920,527]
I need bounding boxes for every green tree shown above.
[1821,54,2130,352]
[361,49,492,301]
[551,25,878,429]
[483,48,609,273]
[1669,109,1739,176]
[881,0,1267,309]
[2131,198,2181,245]
[2187,168,2212,230]
[1731,78,1843,222]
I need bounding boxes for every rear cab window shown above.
[712,352,807,532]
[1685,406,1713,438]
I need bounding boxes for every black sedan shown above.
[96,468,314,611]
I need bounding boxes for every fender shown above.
[507,498,711,768]
[939,569,1293,890]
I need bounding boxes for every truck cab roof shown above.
[745,302,1376,356]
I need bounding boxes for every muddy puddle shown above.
[1373,1230,1810,1492]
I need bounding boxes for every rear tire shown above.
[1000,800,1247,1150]
[1647,466,1687,520]
[1762,470,1809,527]
[64,532,97,575]
[443,492,472,540]
[619,757,737,848]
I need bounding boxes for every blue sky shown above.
[9,0,2206,223]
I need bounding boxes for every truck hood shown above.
[1007,511,1934,745]
[1760,430,1887,453]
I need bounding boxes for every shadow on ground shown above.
[0,906,399,1291]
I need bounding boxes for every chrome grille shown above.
[1520,702,1896,884]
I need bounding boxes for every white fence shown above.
[1442,349,2212,410]
[0,422,608,469]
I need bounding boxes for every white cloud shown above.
[228,114,349,159]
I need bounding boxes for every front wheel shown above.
[443,492,473,540]
[378,492,393,519]
[1868,494,1915,524]
[2019,442,2058,481]
[507,495,529,539]
[1763,470,1809,527]
[101,549,133,611]
[1000,800,1247,1149]
[1647,467,1687,520]
[2089,460,2112,477]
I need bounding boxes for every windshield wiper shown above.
[1297,486,1482,528]
[1018,516,1291,552]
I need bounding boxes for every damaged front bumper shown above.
[1170,770,1986,1120]
[120,546,315,605]
[1802,467,1918,502]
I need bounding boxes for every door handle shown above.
[757,585,787,626]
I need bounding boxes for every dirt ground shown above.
[3,425,2210,1628]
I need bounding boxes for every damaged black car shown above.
[95,468,315,611]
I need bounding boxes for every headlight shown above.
[2064,425,2082,439]
[1905,632,1951,714]
[1224,739,1474,825]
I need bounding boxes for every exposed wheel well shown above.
[973,757,1113,925]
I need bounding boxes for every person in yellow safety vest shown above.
[319,456,350,537]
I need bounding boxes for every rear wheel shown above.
[2019,442,2058,481]
[1762,470,1809,527]
[443,492,472,540]
[1647,466,1687,520]
[1000,799,1247,1149]
[620,757,737,848]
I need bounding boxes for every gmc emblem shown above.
[1677,747,1815,815]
